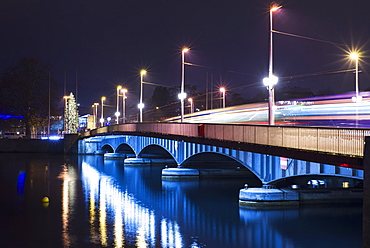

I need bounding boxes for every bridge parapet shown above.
[205,124,368,157]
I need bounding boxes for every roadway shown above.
[166,92,370,128]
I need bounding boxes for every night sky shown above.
[1,0,370,113]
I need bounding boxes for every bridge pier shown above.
[363,136,370,247]
[162,167,200,180]
[239,183,363,208]
[149,158,177,165]
[124,158,151,166]
[103,152,127,159]
[239,184,299,208]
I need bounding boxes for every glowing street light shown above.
[188,98,194,114]
[121,88,128,123]
[220,87,226,108]
[350,52,361,102]
[263,75,278,125]
[265,2,281,125]
[100,96,106,127]
[270,3,281,13]
[179,47,189,122]
[139,70,146,123]
[115,85,122,124]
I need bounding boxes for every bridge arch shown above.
[272,174,363,189]
[181,152,244,169]
[181,152,262,185]
[101,144,114,153]
[116,143,136,157]
[138,144,175,160]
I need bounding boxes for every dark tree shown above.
[227,92,248,106]
[167,86,181,103]
[276,86,314,100]
[151,86,171,107]
[315,87,335,96]
[0,57,59,138]
[250,87,268,103]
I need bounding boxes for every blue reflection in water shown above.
[81,157,183,247]
[77,155,362,248]
[16,170,26,195]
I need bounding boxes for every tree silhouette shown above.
[151,86,171,107]
[0,57,58,138]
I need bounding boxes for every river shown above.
[0,153,362,248]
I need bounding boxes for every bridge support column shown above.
[161,167,199,180]
[124,157,151,166]
[104,153,127,159]
[239,184,299,208]
[363,136,370,247]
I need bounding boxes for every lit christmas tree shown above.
[65,92,79,133]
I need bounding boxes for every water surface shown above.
[0,154,362,247]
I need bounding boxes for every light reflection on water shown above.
[78,155,362,248]
[80,159,183,247]
[0,154,363,248]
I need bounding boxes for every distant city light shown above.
[0,114,23,120]
[41,136,61,140]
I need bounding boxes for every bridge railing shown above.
[83,123,369,157]
[204,124,368,157]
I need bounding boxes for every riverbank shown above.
[0,134,79,153]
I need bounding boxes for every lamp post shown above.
[115,85,122,124]
[121,88,128,123]
[350,53,360,102]
[263,75,278,125]
[179,47,189,122]
[220,87,226,108]
[138,70,146,123]
[91,104,95,127]
[94,103,99,128]
[100,96,106,127]
[264,2,281,125]
[188,98,194,114]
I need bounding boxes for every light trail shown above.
[165,92,370,128]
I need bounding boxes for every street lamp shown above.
[350,52,361,102]
[220,87,226,108]
[121,88,128,123]
[115,85,122,124]
[265,2,281,125]
[179,47,189,122]
[139,70,146,123]
[263,75,278,125]
[188,98,194,114]
[100,96,106,127]
[94,103,99,128]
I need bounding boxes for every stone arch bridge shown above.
[79,133,363,187]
